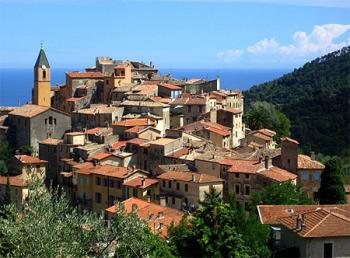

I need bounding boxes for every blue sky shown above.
[0,0,349,69]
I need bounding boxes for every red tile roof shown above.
[91,152,112,161]
[259,166,297,182]
[65,131,85,136]
[166,147,190,158]
[123,177,158,189]
[90,165,129,178]
[66,71,104,78]
[127,138,149,146]
[15,155,47,164]
[257,204,350,225]
[281,137,300,145]
[158,83,182,90]
[224,159,263,174]
[106,197,184,237]
[124,125,147,133]
[157,171,223,183]
[0,175,28,187]
[225,108,242,114]
[113,118,154,127]
[297,154,325,170]
[9,104,50,118]
[252,132,272,141]
[111,141,128,150]
[278,207,350,238]
[65,97,85,102]
[85,127,104,135]
[206,126,230,137]
[258,128,276,137]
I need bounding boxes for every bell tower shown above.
[33,46,51,107]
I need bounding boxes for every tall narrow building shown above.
[32,47,51,107]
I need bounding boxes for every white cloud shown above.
[217,49,244,61]
[218,24,350,62]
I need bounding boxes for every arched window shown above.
[43,70,46,79]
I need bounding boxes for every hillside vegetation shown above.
[244,46,350,156]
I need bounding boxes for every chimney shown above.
[210,108,217,123]
[264,155,272,169]
[141,177,145,187]
[192,174,196,182]
[310,151,315,160]
[147,195,151,203]
[295,214,305,232]
[131,204,138,213]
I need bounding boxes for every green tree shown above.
[0,160,8,176]
[18,145,33,156]
[0,136,11,176]
[0,174,174,257]
[252,181,313,206]
[318,158,347,204]
[244,101,291,140]
[2,177,11,206]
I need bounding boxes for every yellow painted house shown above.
[123,177,159,203]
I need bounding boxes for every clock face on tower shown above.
[42,65,47,70]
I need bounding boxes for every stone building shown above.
[7,104,71,152]
[157,171,224,211]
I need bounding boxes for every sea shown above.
[0,68,291,106]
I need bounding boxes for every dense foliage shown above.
[244,46,350,156]
[0,175,173,257]
[169,189,271,258]
[252,181,314,206]
[0,136,11,176]
[244,101,291,140]
[318,158,347,204]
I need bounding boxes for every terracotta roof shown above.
[258,128,276,137]
[9,104,49,118]
[150,138,178,146]
[66,71,104,78]
[90,165,129,178]
[223,159,263,173]
[85,127,104,135]
[259,166,297,182]
[151,96,172,104]
[72,162,94,174]
[171,97,206,106]
[127,138,149,146]
[121,100,168,108]
[225,108,242,114]
[66,131,85,136]
[297,154,325,170]
[123,177,158,189]
[106,197,184,237]
[124,126,147,133]
[132,84,158,95]
[65,97,85,102]
[158,83,182,90]
[206,126,230,137]
[166,147,190,158]
[278,207,350,238]
[258,204,350,226]
[39,138,63,145]
[281,137,299,145]
[91,152,112,161]
[252,132,272,141]
[113,118,153,127]
[111,141,128,150]
[76,105,122,115]
[0,175,28,187]
[157,171,223,183]
[15,155,47,164]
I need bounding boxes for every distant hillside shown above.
[244,46,350,156]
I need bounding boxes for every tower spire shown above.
[40,40,43,49]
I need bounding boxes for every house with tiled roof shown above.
[220,156,297,208]
[257,204,350,258]
[7,104,71,151]
[241,128,277,150]
[123,176,159,203]
[157,171,224,211]
[75,163,149,212]
[8,155,47,179]
[0,175,29,209]
[276,137,326,199]
[158,83,182,99]
[105,197,184,237]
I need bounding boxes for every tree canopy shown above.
[318,158,347,204]
[244,46,350,156]
[244,101,291,140]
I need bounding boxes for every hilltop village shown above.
[0,48,349,257]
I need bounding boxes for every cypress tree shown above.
[3,177,11,205]
[318,158,346,204]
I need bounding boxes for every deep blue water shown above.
[0,68,291,106]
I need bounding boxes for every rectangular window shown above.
[109,179,114,188]
[103,178,108,187]
[235,184,240,195]
[188,106,191,112]
[172,197,175,205]
[185,184,188,192]
[168,181,172,188]
[245,174,250,179]
[95,192,101,203]
[235,173,240,178]
[244,185,250,196]
[108,195,115,205]
[313,171,321,181]
[96,177,101,186]
[176,182,180,190]
[133,188,138,197]
[323,243,333,258]
[162,180,166,187]
[301,171,308,181]
[115,180,121,189]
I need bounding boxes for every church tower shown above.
[32,47,51,107]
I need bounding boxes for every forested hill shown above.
[244,46,350,156]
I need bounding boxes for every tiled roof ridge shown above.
[303,211,331,237]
